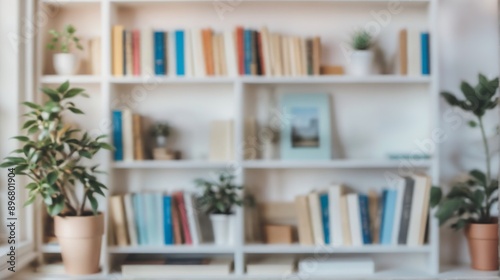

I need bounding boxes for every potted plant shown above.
[0,81,112,275]
[196,173,243,245]
[348,29,374,76]
[46,24,84,75]
[150,122,170,148]
[431,74,499,271]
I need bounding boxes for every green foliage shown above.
[150,122,170,138]
[195,173,244,215]
[0,81,112,217]
[431,74,499,230]
[351,29,372,50]
[46,24,83,53]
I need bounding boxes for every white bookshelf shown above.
[25,0,459,278]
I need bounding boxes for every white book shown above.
[141,28,153,76]
[223,30,237,77]
[184,192,201,245]
[184,29,194,77]
[298,257,374,275]
[300,37,307,75]
[347,193,362,246]
[407,174,430,246]
[123,193,138,246]
[260,27,272,77]
[121,109,134,162]
[329,185,345,246]
[125,31,133,76]
[154,193,164,245]
[168,31,177,77]
[289,37,297,76]
[307,192,324,245]
[281,36,290,76]
[407,29,421,76]
[391,176,406,245]
[246,257,295,275]
[191,29,206,77]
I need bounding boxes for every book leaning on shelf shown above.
[109,192,213,247]
[111,25,322,77]
[295,174,431,246]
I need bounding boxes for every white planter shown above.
[156,135,167,148]
[348,50,373,76]
[53,53,79,75]
[210,214,235,245]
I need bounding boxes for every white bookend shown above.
[347,193,362,246]
[191,29,206,77]
[307,192,324,245]
[329,185,345,246]
[123,193,138,246]
[223,30,237,77]
[168,31,176,77]
[407,29,421,76]
[140,28,153,76]
[121,109,134,162]
[298,257,374,275]
[407,174,430,246]
[391,176,406,245]
[184,192,201,245]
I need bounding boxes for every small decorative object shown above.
[431,74,499,271]
[1,81,113,275]
[196,173,243,245]
[264,225,293,244]
[280,93,332,160]
[46,25,84,75]
[152,148,175,160]
[150,122,170,148]
[348,29,373,76]
[320,65,345,75]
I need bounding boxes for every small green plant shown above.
[0,81,113,217]
[351,29,372,50]
[46,24,84,53]
[150,122,170,138]
[195,173,244,215]
[431,74,499,229]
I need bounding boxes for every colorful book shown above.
[358,194,372,244]
[173,192,192,244]
[112,110,123,161]
[236,27,245,75]
[175,30,185,76]
[202,29,214,76]
[163,196,173,245]
[132,114,144,160]
[184,193,202,245]
[398,177,415,245]
[244,29,252,75]
[391,177,406,245]
[132,30,141,76]
[380,189,398,245]
[312,36,321,76]
[250,30,258,75]
[368,190,380,244]
[154,31,166,75]
[171,198,183,244]
[319,193,329,244]
[421,32,430,75]
[132,193,147,245]
[399,29,408,75]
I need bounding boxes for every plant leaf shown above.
[470,169,487,187]
[64,88,84,98]
[68,107,84,114]
[57,81,70,93]
[430,187,442,208]
[41,87,60,102]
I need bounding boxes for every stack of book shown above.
[109,192,212,247]
[112,109,145,162]
[295,174,431,246]
[111,26,322,77]
[398,29,431,76]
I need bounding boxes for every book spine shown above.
[162,196,173,245]
[123,194,138,246]
[143,193,156,245]
[154,31,166,75]
[236,27,245,75]
[295,195,314,245]
[174,192,192,244]
[359,194,372,244]
[399,29,408,75]
[306,39,313,75]
[110,195,129,246]
[132,30,141,76]
[257,31,265,76]
[251,30,258,75]
[244,29,252,75]
[175,30,185,76]
[202,29,214,76]
[171,198,183,244]
[383,190,397,245]
[141,29,152,76]
[379,190,388,243]
[132,194,146,245]
[347,194,362,246]
[312,36,321,76]
[421,32,430,75]
[398,177,415,244]
[122,30,127,75]
[121,109,134,162]
[224,30,237,77]
[319,193,329,244]
[112,110,123,161]
[112,25,124,76]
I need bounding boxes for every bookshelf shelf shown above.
[40,244,61,253]
[243,244,432,254]
[40,75,101,84]
[242,159,432,169]
[108,244,235,254]
[110,0,430,4]
[112,160,235,169]
[109,76,234,84]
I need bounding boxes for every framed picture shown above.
[280,93,331,160]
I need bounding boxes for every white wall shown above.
[438,0,500,265]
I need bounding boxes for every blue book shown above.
[132,194,147,245]
[111,110,123,161]
[244,29,252,75]
[143,193,156,245]
[175,30,185,76]
[358,194,372,244]
[381,190,397,244]
[154,31,166,75]
[379,190,388,242]
[163,196,174,245]
[421,32,430,75]
[319,193,330,244]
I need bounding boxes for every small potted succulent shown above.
[348,29,374,76]
[46,24,84,75]
[1,81,112,275]
[431,74,499,271]
[196,173,243,245]
[150,122,170,148]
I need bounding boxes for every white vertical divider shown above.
[428,0,440,275]
[233,80,245,275]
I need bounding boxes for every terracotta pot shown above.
[54,213,104,275]
[465,222,499,271]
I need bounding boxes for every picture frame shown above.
[279,93,332,160]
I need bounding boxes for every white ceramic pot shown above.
[227,214,236,245]
[156,135,166,148]
[53,53,79,75]
[348,50,373,76]
[210,214,232,245]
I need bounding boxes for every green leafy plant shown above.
[351,29,372,50]
[0,81,113,217]
[195,173,244,215]
[150,122,170,138]
[46,24,83,53]
[431,74,499,229]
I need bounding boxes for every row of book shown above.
[109,192,212,246]
[111,26,323,77]
[398,29,431,76]
[112,109,145,161]
[295,174,431,246]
